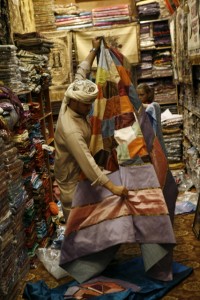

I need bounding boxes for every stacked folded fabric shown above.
[153,20,171,47]
[17,49,51,93]
[56,11,93,30]
[140,23,155,49]
[32,0,56,32]
[161,109,184,169]
[153,80,177,103]
[137,52,153,78]
[13,32,54,55]
[136,0,160,20]
[12,114,40,260]
[92,4,133,27]
[0,126,29,298]
[54,4,93,30]
[13,93,55,260]
[152,50,173,77]
[137,50,173,79]
[0,45,24,94]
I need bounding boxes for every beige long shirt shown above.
[54,61,109,218]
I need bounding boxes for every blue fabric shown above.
[23,257,193,300]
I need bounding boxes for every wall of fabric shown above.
[7,0,36,37]
[54,0,136,14]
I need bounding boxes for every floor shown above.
[17,213,200,300]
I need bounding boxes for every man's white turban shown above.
[65,79,98,104]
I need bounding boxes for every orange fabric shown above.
[65,188,169,235]
[116,65,132,86]
[120,95,135,113]
[128,137,148,159]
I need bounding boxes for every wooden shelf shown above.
[139,18,170,24]
[140,46,171,51]
[47,137,54,145]
[39,112,52,121]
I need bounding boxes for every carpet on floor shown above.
[23,256,193,300]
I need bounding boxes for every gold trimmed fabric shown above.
[42,30,73,101]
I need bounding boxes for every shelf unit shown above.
[32,89,54,145]
[137,18,178,110]
[136,16,184,170]
[18,89,54,200]
[179,65,200,192]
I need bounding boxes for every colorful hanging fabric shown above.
[60,41,178,283]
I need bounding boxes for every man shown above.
[54,37,128,221]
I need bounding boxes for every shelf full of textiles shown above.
[178,66,200,192]
[137,18,177,107]
[136,3,182,171]
[16,90,56,260]
[0,124,30,299]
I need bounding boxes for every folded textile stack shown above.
[0,126,29,298]
[152,50,173,77]
[137,50,173,80]
[153,20,171,47]
[140,19,171,50]
[161,109,184,170]
[139,79,176,104]
[12,126,38,259]
[54,4,93,30]
[32,0,56,32]
[140,23,155,49]
[137,52,153,78]
[153,80,177,104]
[17,50,51,93]
[92,4,133,28]
[0,45,25,94]
[136,0,160,20]
[56,12,93,30]
[13,32,54,55]
[13,93,55,260]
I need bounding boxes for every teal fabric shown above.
[23,257,193,300]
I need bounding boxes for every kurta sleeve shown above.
[64,130,109,186]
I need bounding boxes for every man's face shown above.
[69,99,93,117]
[77,102,92,117]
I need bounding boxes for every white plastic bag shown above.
[36,248,69,279]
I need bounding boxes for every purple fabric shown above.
[60,214,175,264]
[119,164,160,189]
[73,171,121,207]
